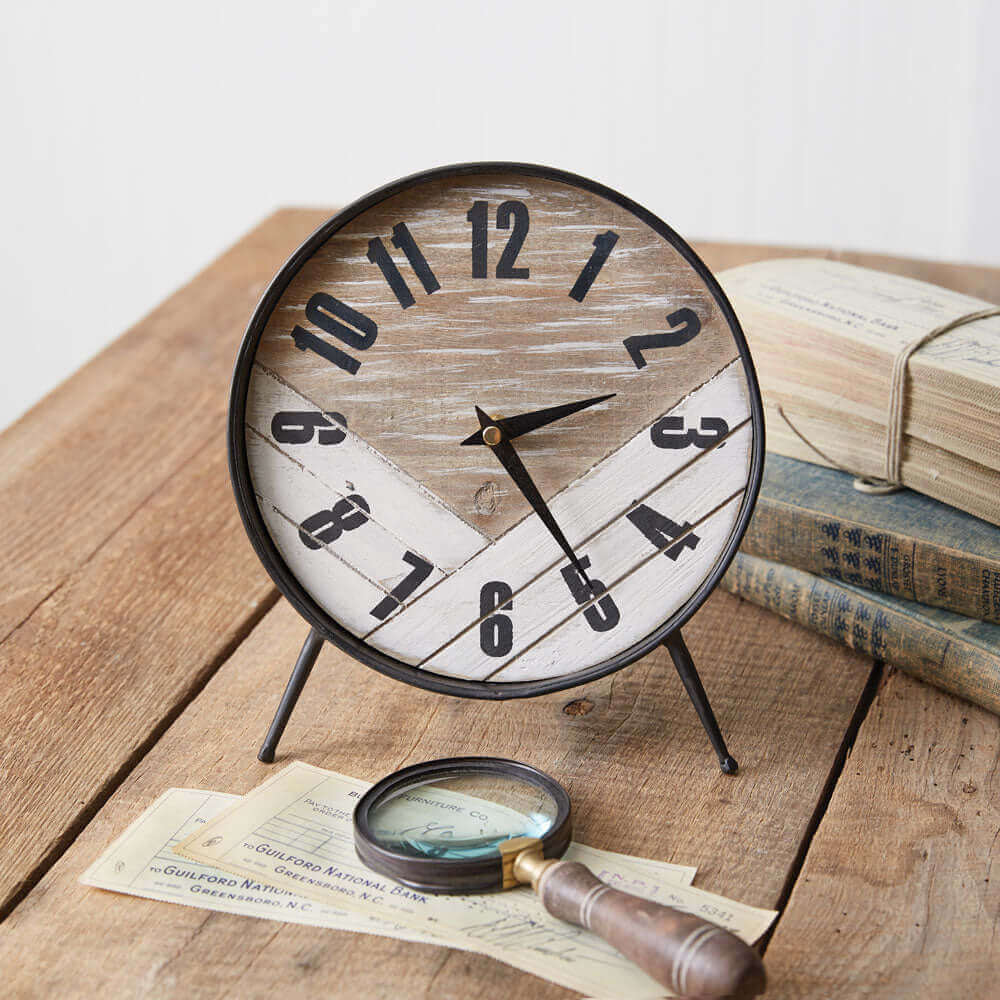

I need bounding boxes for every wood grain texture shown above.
[0,210,332,912]
[0,444,276,914]
[764,669,1000,998]
[491,493,744,683]
[426,439,748,681]
[0,591,872,998]
[0,208,329,642]
[246,428,447,623]
[246,362,488,572]
[4,213,998,998]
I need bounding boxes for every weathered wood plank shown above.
[0,211,333,913]
[0,207,330,641]
[246,429,447,613]
[763,669,1000,998]
[490,491,744,683]
[246,362,488,571]
[7,221,992,996]
[0,444,277,914]
[429,443,747,681]
[0,590,874,997]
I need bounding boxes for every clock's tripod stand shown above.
[257,628,738,773]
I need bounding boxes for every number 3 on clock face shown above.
[230,163,764,697]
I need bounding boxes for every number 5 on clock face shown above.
[231,163,763,697]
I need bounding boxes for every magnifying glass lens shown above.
[367,771,559,860]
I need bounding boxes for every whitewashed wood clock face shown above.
[230,164,763,695]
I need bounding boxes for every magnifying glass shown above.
[354,757,766,999]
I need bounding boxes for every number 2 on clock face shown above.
[237,166,757,689]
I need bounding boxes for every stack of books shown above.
[718,259,1000,714]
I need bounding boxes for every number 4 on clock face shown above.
[359,364,751,681]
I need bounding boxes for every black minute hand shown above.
[475,406,592,585]
[460,393,615,446]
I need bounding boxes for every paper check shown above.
[175,762,776,999]
[80,782,710,997]
[80,787,442,944]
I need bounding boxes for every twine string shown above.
[776,305,1000,495]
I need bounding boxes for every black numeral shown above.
[271,410,347,446]
[495,201,530,279]
[298,494,370,549]
[367,222,440,309]
[369,551,434,620]
[650,415,729,450]
[561,556,620,633]
[392,223,439,293]
[291,328,360,376]
[623,307,701,369]
[467,200,488,278]
[479,581,514,657]
[367,238,413,308]
[466,200,530,279]
[569,231,619,301]
[292,292,378,376]
[626,504,699,560]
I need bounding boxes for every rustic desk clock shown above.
[228,163,764,771]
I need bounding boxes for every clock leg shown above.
[258,628,325,763]
[663,631,739,774]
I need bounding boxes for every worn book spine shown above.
[743,498,1000,625]
[722,552,1000,716]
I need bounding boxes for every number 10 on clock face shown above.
[232,164,761,695]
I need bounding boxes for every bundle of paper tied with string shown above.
[719,258,1000,525]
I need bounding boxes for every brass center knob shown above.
[482,425,503,446]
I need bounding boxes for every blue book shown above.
[724,552,1000,716]
[743,453,1000,624]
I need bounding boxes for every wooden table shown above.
[1,212,997,998]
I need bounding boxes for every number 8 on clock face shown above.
[229,163,764,697]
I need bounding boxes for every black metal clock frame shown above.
[227,162,765,772]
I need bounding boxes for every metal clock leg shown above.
[663,631,738,774]
[258,628,325,763]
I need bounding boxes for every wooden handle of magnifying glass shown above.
[526,860,766,998]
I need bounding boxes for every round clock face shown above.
[229,163,763,697]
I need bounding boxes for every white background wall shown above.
[2,0,997,431]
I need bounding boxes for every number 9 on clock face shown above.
[228,163,763,697]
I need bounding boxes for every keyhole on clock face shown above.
[474,481,501,516]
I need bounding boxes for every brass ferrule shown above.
[512,847,558,889]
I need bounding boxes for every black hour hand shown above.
[461,393,615,446]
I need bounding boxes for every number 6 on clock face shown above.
[229,163,764,698]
